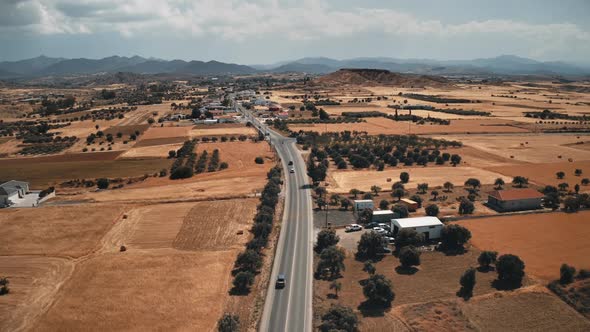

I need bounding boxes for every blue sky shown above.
[1,0,589,64]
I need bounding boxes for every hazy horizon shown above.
[1,0,589,65]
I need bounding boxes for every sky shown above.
[1,0,589,65]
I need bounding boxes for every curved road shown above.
[237,104,313,332]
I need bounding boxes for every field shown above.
[326,166,510,194]
[190,123,257,138]
[119,143,182,159]
[458,211,590,281]
[489,160,590,187]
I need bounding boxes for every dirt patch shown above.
[0,204,126,257]
[140,126,191,140]
[0,151,123,163]
[489,160,590,187]
[119,143,182,159]
[400,300,476,331]
[173,198,258,251]
[458,211,590,281]
[133,136,189,147]
[0,256,74,332]
[189,125,256,138]
[103,124,150,136]
[33,250,235,331]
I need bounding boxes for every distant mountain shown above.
[40,55,148,75]
[0,55,65,75]
[181,60,255,75]
[271,62,334,74]
[315,68,450,88]
[120,59,188,74]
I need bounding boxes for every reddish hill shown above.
[314,68,450,88]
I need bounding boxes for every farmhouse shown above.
[353,199,374,212]
[487,188,544,212]
[372,210,396,223]
[391,216,443,241]
[0,180,30,207]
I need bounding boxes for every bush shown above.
[232,271,254,293]
[357,231,386,259]
[458,198,475,215]
[440,224,471,251]
[170,166,193,179]
[315,229,340,253]
[398,245,421,268]
[96,178,109,189]
[560,264,576,285]
[478,251,498,269]
[320,305,359,332]
[0,277,9,296]
[220,162,229,170]
[159,169,167,177]
[217,313,240,332]
[400,172,410,183]
[459,267,476,297]
[362,274,395,307]
[425,204,439,216]
[496,254,525,287]
[255,156,265,164]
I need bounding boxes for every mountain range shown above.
[0,54,589,79]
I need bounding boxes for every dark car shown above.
[364,222,378,229]
[275,274,286,289]
[288,161,294,166]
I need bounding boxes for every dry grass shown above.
[0,204,126,257]
[190,125,256,138]
[458,211,590,281]
[119,143,183,159]
[140,126,191,140]
[489,160,590,187]
[33,249,236,332]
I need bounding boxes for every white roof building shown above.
[391,216,443,241]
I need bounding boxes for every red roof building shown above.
[487,188,544,212]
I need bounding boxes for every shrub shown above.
[398,245,421,268]
[459,267,476,296]
[496,254,525,287]
[159,169,167,177]
[478,251,498,269]
[170,166,193,179]
[459,198,475,215]
[425,204,439,216]
[217,313,240,332]
[560,264,576,285]
[363,261,376,275]
[255,156,265,164]
[320,305,359,332]
[96,178,109,189]
[219,162,229,170]
[362,274,395,307]
[232,271,254,293]
[235,249,263,272]
[400,172,410,183]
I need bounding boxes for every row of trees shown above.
[231,166,282,294]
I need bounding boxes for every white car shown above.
[373,227,387,234]
[345,224,362,232]
[289,167,295,174]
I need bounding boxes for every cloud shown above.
[1,0,589,59]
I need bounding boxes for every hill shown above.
[314,68,450,87]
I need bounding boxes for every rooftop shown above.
[353,199,373,203]
[392,216,443,228]
[373,210,394,215]
[488,188,544,201]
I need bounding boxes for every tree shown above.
[400,172,410,183]
[563,196,580,212]
[398,245,421,268]
[316,246,346,279]
[392,188,405,201]
[478,251,498,269]
[255,156,265,164]
[443,181,454,192]
[320,305,359,332]
[217,313,240,332]
[575,169,583,176]
[459,198,475,215]
[168,150,176,158]
[431,190,439,200]
[0,278,9,296]
[496,254,525,287]
[233,271,254,293]
[315,186,327,198]
[371,185,382,196]
[330,193,341,206]
[392,204,409,218]
[96,178,109,189]
[451,154,462,166]
[340,198,351,210]
[582,178,589,186]
[575,184,580,194]
[464,178,481,190]
[512,176,528,188]
[558,182,569,191]
[379,199,389,210]
[330,280,342,298]
[459,268,476,297]
[362,192,373,200]
[544,193,560,210]
[316,197,327,210]
[170,166,193,179]
[425,204,439,217]
[315,229,340,253]
[363,261,376,275]
[494,178,505,189]
[235,249,262,272]
[395,228,423,249]
[349,188,361,199]
[357,231,386,259]
[556,171,565,179]
[560,264,576,285]
[357,208,373,224]
[440,224,472,251]
[362,274,395,307]
[417,183,428,194]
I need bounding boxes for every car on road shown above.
[289,167,295,173]
[288,161,293,166]
[345,224,362,232]
[275,274,286,289]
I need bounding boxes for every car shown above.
[345,224,362,232]
[364,222,378,229]
[289,168,295,173]
[288,161,293,166]
[384,236,395,244]
[275,274,286,289]
[373,227,387,234]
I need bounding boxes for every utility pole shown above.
[324,202,329,228]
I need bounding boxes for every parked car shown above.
[345,224,362,232]
[364,222,378,229]
[275,274,286,289]
[373,227,387,235]
[288,161,293,166]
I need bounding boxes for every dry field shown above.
[326,166,510,194]
[32,250,235,332]
[139,126,191,141]
[190,124,256,138]
[458,211,590,281]
[489,160,590,187]
[0,156,172,188]
[290,117,529,135]
[0,204,127,257]
[119,143,182,159]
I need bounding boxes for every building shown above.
[372,210,396,223]
[353,199,374,212]
[391,216,443,241]
[399,198,419,211]
[0,180,30,207]
[487,188,544,212]
[203,119,219,125]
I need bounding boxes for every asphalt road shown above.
[236,104,313,332]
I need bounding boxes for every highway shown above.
[236,102,313,332]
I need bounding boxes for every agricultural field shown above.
[190,123,257,138]
[489,160,590,188]
[458,211,590,281]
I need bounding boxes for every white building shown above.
[391,216,443,241]
[353,199,374,212]
[0,180,30,207]
[372,210,395,223]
